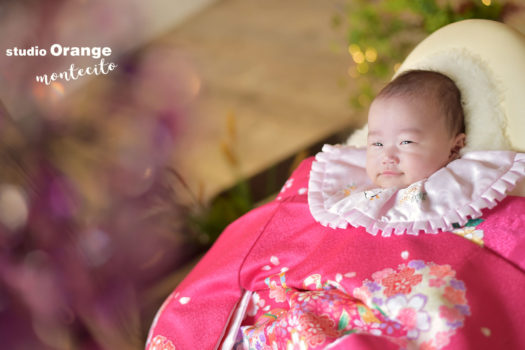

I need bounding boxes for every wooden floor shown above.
[150,0,366,202]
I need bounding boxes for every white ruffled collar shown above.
[308,145,525,236]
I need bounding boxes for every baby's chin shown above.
[372,176,414,189]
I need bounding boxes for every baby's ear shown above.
[449,133,466,160]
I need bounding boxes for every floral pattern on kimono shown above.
[146,148,525,350]
[237,259,469,350]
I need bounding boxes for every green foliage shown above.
[334,0,510,109]
[172,110,258,246]
[338,309,350,331]
[189,180,253,244]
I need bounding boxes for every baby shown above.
[366,70,466,189]
[146,70,525,350]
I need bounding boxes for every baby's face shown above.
[366,96,464,189]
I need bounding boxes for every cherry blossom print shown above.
[269,281,287,303]
[241,261,470,349]
[443,286,467,305]
[381,267,423,297]
[149,335,175,350]
[299,313,340,347]
[352,260,470,349]
[386,294,430,339]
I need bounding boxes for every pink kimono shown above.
[146,145,525,350]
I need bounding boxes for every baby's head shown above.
[366,70,466,189]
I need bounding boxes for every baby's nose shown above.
[382,149,399,164]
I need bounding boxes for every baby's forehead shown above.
[368,94,441,120]
[367,95,449,132]
[372,92,438,107]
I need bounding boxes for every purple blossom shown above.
[365,281,381,292]
[447,320,464,329]
[455,304,471,316]
[408,260,426,270]
[450,279,466,290]
[372,297,383,306]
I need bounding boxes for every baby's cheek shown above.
[365,156,379,180]
[411,158,443,181]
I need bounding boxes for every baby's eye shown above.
[400,140,414,145]
[371,142,383,147]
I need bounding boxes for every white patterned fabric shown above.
[308,145,525,236]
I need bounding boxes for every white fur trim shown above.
[396,48,510,154]
[346,49,511,154]
[346,124,368,148]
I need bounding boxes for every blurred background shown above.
[0,0,523,349]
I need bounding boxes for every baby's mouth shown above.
[380,170,403,176]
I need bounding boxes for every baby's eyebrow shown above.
[367,128,423,137]
[398,128,423,134]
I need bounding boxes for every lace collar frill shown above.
[308,144,525,236]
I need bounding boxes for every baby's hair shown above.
[376,70,465,136]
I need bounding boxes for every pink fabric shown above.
[147,157,525,350]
